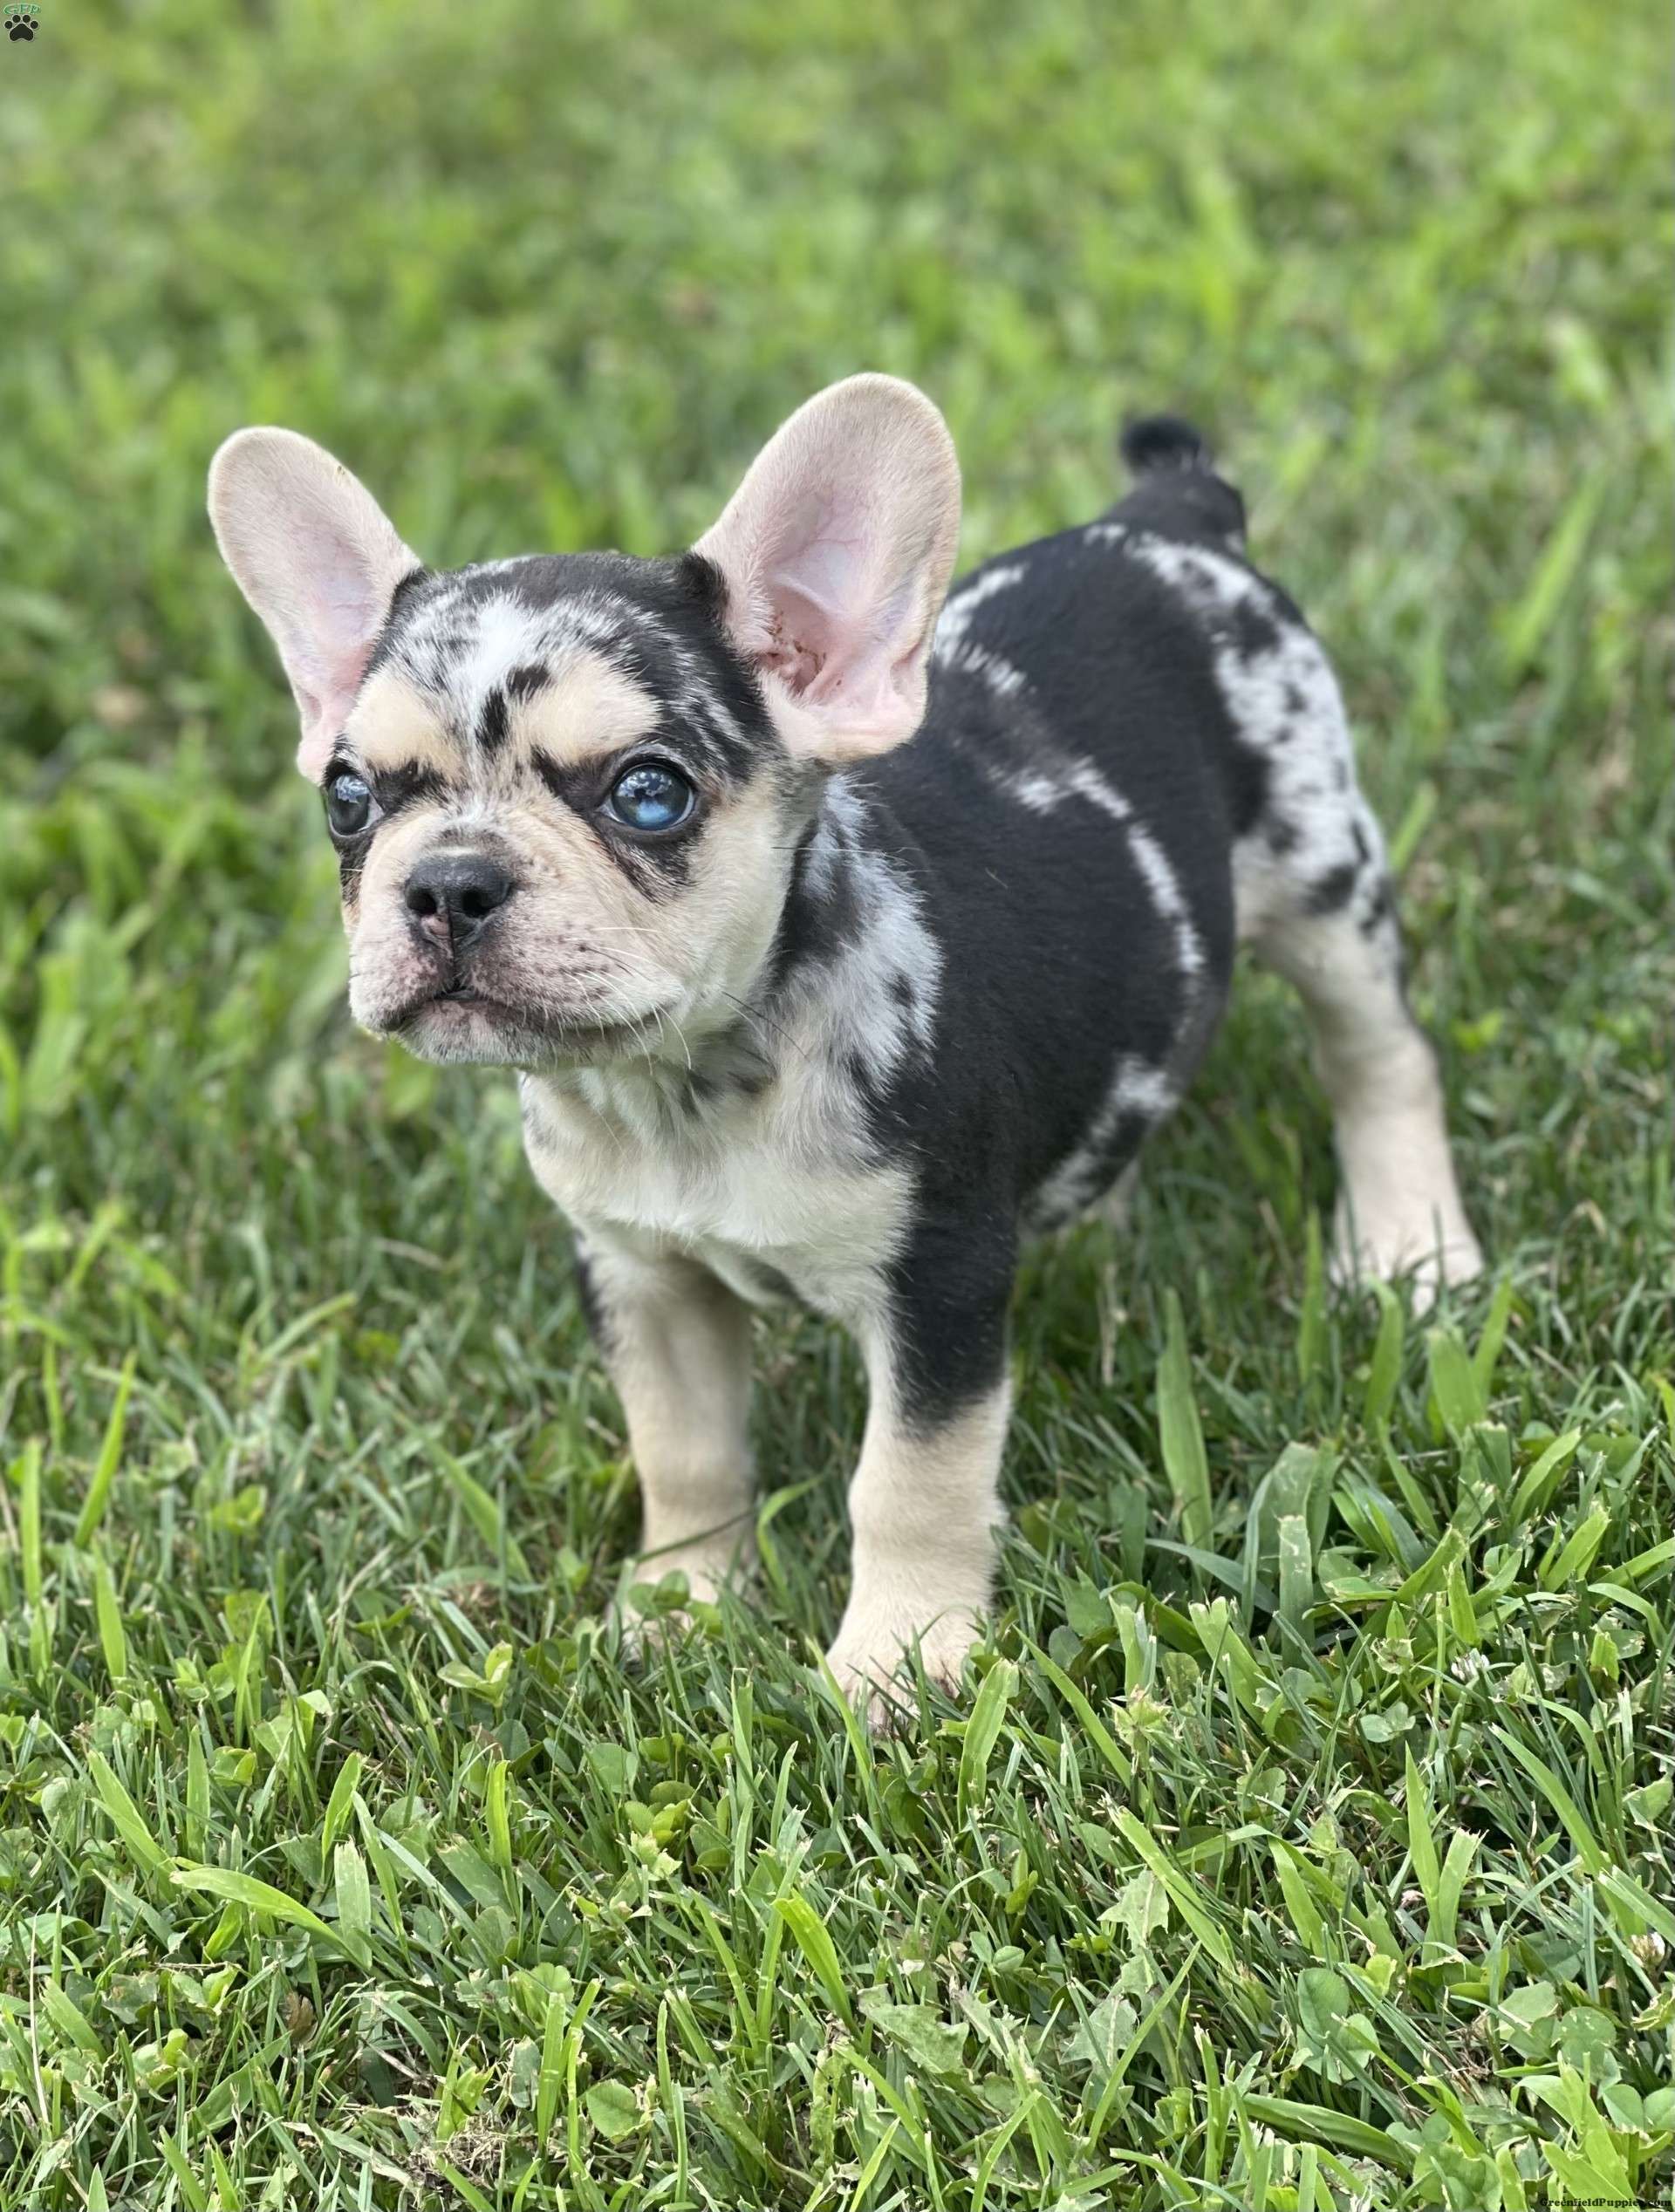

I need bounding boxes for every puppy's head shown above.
[209,377,961,1069]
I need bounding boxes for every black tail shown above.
[1120,413,1214,476]
[1114,413,1246,549]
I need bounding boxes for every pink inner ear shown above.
[287,563,393,781]
[294,667,368,782]
[759,489,911,710]
[759,605,825,697]
[752,494,853,693]
[693,373,961,763]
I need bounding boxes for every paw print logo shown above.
[4,3,40,38]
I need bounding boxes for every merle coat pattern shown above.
[209,376,1481,1718]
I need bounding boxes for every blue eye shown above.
[325,770,374,837]
[607,761,695,833]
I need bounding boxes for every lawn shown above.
[2,0,1672,2205]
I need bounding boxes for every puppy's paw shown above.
[1403,1233,1486,1313]
[823,1600,981,1731]
[1332,1208,1485,1315]
[613,1537,755,1657]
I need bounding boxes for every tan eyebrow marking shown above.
[511,649,662,769]
[346,668,461,778]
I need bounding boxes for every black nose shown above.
[405,851,515,946]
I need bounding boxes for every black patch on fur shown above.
[673,550,729,621]
[884,1210,1015,1433]
[844,1049,880,1109]
[1229,595,1282,663]
[1221,738,1270,839]
[611,816,696,892]
[476,687,509,754]
[355,567,431,689]
[1032,1105,1153,1235]
[373,761,451,817]
[336,835,372,908]
[384,565,430,627]
[1265,816,1301,857]
[506,662,548,703]
[573,1247,611,1350]
[1306,861,1360,915]
[764,816,860,994]
[530,748,586,809]
[1359,877,1395,937]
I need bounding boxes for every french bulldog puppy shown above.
[209,376,1480,1717]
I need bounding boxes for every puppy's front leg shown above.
[576,1232,755,1608]
[825,1272,1013,1722]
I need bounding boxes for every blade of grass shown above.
[73,1352,137,1546]
[958,1657,1015,1819]
[1158,1290,1213,1550]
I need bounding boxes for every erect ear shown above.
[693,374,961,765]
[208,428,420,782]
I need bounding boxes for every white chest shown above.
[517,1068,910,1320]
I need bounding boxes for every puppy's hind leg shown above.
[1120,524,1480,1304]
[1220,593,1482,1303]
[1240,795,1483,1303]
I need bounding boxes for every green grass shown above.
[2,0,1672,2204]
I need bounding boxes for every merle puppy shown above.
[209,376,1481,1716]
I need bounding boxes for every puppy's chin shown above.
[361,991,668,1072]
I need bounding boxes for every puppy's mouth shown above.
[384,981,669,1061]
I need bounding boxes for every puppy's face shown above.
[209,378,961,1072]
[323,555,797,1068]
